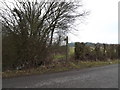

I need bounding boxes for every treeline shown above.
[75,42,119,61]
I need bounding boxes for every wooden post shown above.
[0,22,2,90]
[64,36,68,63]
[66,36,68,62]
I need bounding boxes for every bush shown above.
[75,42,118,61]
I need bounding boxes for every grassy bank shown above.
[2,60,118,78]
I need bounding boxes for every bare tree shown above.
[1,0,88,70]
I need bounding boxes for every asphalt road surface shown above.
[3,64,118,88]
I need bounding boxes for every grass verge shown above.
[2,60,118,78]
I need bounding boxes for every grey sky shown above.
[68,0,118,44]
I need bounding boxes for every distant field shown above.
[69,47,75,55]
[53,47,75,60]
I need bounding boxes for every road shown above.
[2,64,118,88]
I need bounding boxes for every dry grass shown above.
[2,60,118,78]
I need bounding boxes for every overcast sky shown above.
[68,0,119,44]
[0,0,119,44]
